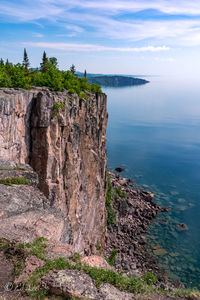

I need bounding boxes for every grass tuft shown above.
[0,176,29,186]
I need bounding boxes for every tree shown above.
[40,51,49,73]
[0,59,4,67]
[70,64,76,74]
[84,69,87,78]
[49,57,58,68]
[23,48,30,70]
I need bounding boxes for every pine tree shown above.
[0,58,4,67]
[70,64,76,74]
[40,51,49,73]
[23,48,30,70]
[84,69,87,78]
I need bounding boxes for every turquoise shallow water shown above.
[104,77,200,288]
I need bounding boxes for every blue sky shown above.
[1,0,200,77]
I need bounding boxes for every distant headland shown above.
[88,75,149,87]
[77,72,149,87]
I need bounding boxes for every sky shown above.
[1,0,200,77]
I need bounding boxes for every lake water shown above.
[104,77,200,288]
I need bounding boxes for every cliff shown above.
[0,87,107,254]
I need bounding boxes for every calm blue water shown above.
[104,77,200,288]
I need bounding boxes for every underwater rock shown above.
[115,167,125,173]
[176,223,188,231]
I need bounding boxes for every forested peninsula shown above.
[87,75,149,87]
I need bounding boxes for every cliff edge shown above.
[0,87,108,255]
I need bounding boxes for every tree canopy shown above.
[0,51,102,95]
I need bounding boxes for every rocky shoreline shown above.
[104,171,172,285]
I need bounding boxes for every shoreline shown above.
[103,171,182,289]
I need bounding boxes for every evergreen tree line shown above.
[0,49,102,95]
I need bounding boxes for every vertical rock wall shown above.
[0,87,108,254]
[0,89,33,163]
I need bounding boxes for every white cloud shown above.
[24,42,170,52]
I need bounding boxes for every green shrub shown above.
[53,101,65,117]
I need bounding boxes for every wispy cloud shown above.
[24,42,170,52]
[90,18,200,42]
[57,12,200,45]
[1,0,200,48]
[58,0,200,16]
[37,0,200,16]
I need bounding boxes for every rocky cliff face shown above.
[0,87,107,254]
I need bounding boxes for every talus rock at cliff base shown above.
[0,87,108,255]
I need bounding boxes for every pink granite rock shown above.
[0,88,108,254]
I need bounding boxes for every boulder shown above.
[41,269,99,299]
